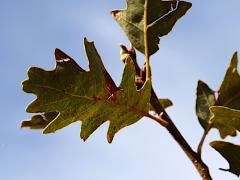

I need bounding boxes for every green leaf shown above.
[218,52,240,109]
[210,106,240,138]
[21,38,151,143]
[210,141,240,176]
[159,98,173,109]
[111,0,192,55]
[150,98,173,111]
[195,52,240,138]
[196,80,216,129]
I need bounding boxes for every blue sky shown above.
[1,0,240,179]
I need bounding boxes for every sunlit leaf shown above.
[210,106,240,138]
[159,98,173,109]
[210,141,240,176]
[218,52,240,109]
[111,0,191,55]
[21,38,151,143]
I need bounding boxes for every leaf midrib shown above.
[27,83,147,117]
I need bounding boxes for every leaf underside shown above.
[196,80,216,129]
[111,0,192,55]
[210,141,240,176]
[21,38,152,143]
[210,106,240,138]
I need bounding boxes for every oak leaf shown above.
[111,0,192,55]
[21,38,151,143]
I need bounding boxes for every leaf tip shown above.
[107,130,114,144]
[80,131,89,142]
[197,80,204,86]
[110,10,120,17]
[22,79,30,93]
[54,48,72,63]
[107,135,113,144]
[187,2,193,8]
[233,51,238,58]
[83,37,89,43]
[22,67,38,93]
[159,98,173,109]
[83,37,94,45]
[54,48,62,59]
[81,137,87,142]
[196,80,213,92]
[180,1,192,12]
[229,51,238,68]
[19,120,26,128]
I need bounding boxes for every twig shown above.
[197,122,213,157]
[119,44,213,179]
[144,0,151,81]
[150,88,212,180]
[145,113,169,127]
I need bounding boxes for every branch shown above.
[119,34,213,180]
[150,89,212,180]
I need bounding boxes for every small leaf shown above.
[111,0,192,55]
[21,38,151,143]
[150,98,173,111]
[210,141,240,176]
[196,80,216,129]
[210,106,240,138]
[159,98,173,109]
[218,52,240,109]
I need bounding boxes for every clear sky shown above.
[1,0,240,180]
